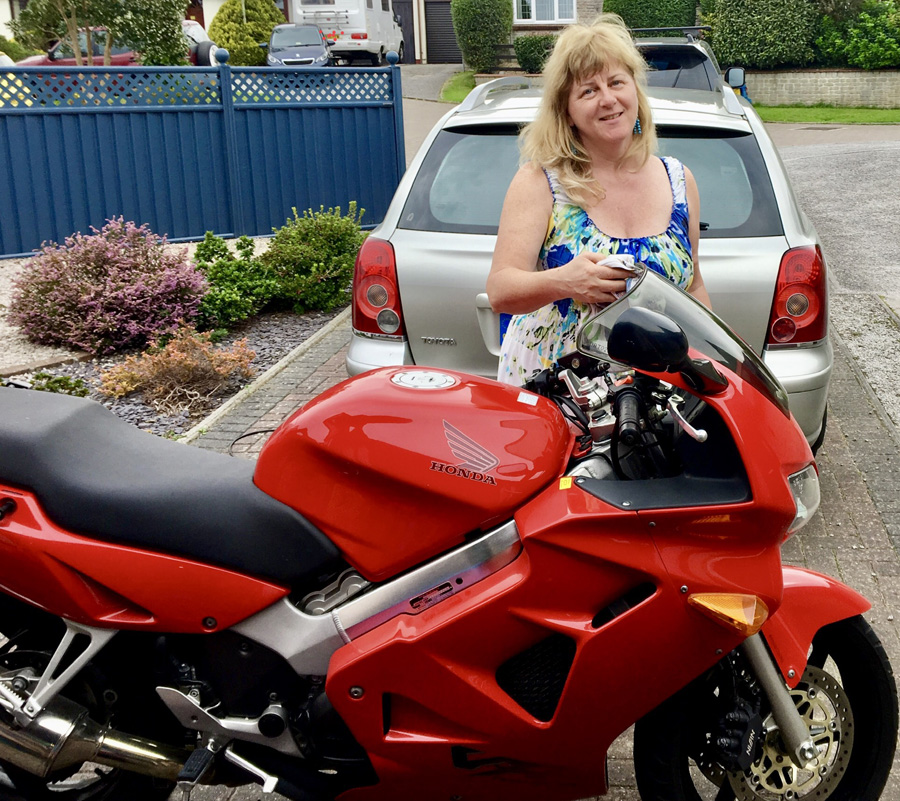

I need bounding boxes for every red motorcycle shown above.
[0,269,896,801]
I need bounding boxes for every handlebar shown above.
[614,388,642,447]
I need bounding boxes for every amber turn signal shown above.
[688,593,769,637]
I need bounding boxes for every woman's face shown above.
[566,61,638,149]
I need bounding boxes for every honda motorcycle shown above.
[0,269,896,801]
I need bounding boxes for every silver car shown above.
[348,78,831,451]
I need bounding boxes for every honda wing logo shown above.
[429,421,499,485]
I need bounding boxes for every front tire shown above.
[633,615,898,801]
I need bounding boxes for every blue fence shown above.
[0,57,405,258]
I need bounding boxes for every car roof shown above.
[274,23,321,30]
[444,80,749,133]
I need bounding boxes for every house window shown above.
[514,0,574,23]
[381,0,389,10]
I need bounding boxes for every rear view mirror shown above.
[725,66,745,88]
[608,307,688,373]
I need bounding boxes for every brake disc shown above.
[727,664,854,800]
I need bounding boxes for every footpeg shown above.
[177,746,216,800]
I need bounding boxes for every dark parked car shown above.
[263,23,333,67]
[16,21,218,67]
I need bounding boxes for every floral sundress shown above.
[497,156,695,385]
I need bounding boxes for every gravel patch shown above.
[0,257,85,372]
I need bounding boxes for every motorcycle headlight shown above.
[787,464,820,534]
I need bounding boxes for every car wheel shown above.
[397,43,404,63]
[370,49,384,66]
[195,40,216,67]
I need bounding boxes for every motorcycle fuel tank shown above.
[254,367,572,581]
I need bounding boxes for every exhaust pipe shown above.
[0,694,188,780]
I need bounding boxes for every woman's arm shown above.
[684,166,712,308]
[487,164,629,314]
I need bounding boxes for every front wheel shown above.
[633,615,898,801]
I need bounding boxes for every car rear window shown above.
[399,124,782,239]
[641,47,715,90]
[657,127,782,238]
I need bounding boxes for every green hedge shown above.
[0,35,39,62]
[709,0,818,68]
[450,0,512,73]
[603,0,698,31]
[816,0,900,68]
[514,34,556,74]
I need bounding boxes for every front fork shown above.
[741,633,818,769]
[742,565,872,770]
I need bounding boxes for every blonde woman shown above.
[487,14,711,386]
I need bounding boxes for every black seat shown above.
[0,388,341,589]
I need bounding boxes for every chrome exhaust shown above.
[0,693,188,780]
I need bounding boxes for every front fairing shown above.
[577,268,791,418]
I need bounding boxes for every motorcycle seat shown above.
[0,388,341,589]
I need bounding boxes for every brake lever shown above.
[667,398,708,443]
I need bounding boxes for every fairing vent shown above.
[496,634,576,722]
[591,582,656,628]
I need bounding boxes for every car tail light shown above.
[351,33,368,39]
[353,237,405,337]
[765,245,827,346]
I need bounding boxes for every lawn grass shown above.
[440,70,476,103]
[754,104,900,124]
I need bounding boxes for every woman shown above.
[487,14,711,386]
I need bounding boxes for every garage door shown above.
[424,0,462,64]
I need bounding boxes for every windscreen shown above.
[577,269,791,415]
[272,26,324,47]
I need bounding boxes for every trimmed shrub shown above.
[99,328,255,413]
[0,36,39,62]
[8,218,206,356]
[603,0,698,31]
[514,34,556,74]
[262,203,365,313]
[709,0,818,69]
[208,0,285,66]
[194,233,280,329]
[451,0,512,73]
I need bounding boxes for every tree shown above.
[208,0,284,66]
[10,0,189,65]
[450,0,512,73]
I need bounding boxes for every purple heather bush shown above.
[9,218,208,356]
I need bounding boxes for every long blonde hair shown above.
[520,14,657,206]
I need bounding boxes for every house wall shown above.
[2,1,15,39]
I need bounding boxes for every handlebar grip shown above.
[615,389,642,447]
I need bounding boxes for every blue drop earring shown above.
[633,117,642,136]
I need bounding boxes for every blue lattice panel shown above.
[231,68,393,105]
[0,68,221,109]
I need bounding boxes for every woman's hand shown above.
[554,251,630,305]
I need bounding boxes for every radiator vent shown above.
[496,633,576,722]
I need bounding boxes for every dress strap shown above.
[661,157,687,206]
[542,167,573,205]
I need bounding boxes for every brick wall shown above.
[746,69,900,108]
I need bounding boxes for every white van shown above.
[294,0,404,65]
